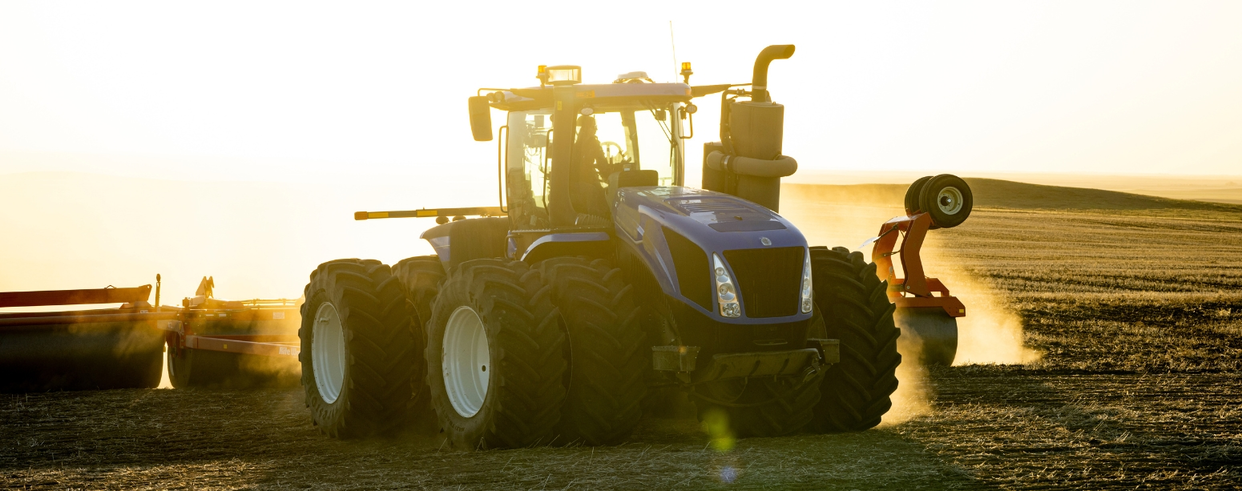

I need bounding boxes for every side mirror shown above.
[469,96,493,142]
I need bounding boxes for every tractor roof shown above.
[488,82,693,112]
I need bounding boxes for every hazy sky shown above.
[2,1,1240,182]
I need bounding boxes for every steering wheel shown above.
[601,141,626,164]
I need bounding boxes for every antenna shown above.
[669,21,678,82]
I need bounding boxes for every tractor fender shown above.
[419,217,510,270]
[518,232,612,264]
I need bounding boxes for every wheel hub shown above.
[312,302,346,404]
[936,187,964,215]
[443,306,491,418]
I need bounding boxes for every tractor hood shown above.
[613,186,809,323]
[614,187,804,246]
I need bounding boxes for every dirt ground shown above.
[4,186,1242,490]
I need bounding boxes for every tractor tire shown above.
[426,258,567,449]
[538,257,646,445]
[691,372,822,438]
[299,259,421,439]
[904,175,932,214]
[808,246,901,433]
[392,255,446,421]
[918,174,973,229]
[893,308,958,366]
[393,255,447,327]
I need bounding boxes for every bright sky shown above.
[2,0,1241,182]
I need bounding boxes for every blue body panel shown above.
[613,186,811,325]
[518,232,611,262]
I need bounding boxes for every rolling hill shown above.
[784,178,1242,212]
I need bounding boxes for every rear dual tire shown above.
[426,259,567,449]
[299,259,422,438]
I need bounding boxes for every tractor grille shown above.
[725,247,803,318]
[664,228,713,310]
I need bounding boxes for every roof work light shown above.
[545,65,581,86]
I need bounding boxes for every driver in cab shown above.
[570,115,622,217]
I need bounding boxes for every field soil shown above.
[4,179,1242,489]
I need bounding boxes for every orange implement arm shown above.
[870,213,966,318]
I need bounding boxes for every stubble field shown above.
[3,179,1242,489]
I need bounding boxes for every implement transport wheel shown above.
[167,339,299,389]
[808,247,901,433]
[918,174,973,229]
[426,258,567,449]
[299,259,421,439]
[692,372,822,438]
[894,308,958,366]
[538,257,646,445]
[167,335,227,389]
[904,175,932,214]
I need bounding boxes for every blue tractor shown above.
[298,45,973,447]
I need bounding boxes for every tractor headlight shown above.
[800,248,814,314]
[713,254,742,318]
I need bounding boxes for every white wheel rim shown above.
[313,302,346,404]
[936,186,965,215]
[443,306,490,418]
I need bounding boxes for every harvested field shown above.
[4,180,1242,489]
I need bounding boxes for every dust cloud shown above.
[933,264,1042,365]
[782,183,1039,425]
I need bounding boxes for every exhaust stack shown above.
[702,45,799,211]
[751,44,795,103]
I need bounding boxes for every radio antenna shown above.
[669,21,678,82]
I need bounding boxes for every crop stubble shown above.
[3,187,1242,489]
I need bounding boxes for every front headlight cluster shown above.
[712,254,741,318]
[800,248,814,314]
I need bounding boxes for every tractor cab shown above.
[471,68,696,256]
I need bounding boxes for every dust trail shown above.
[928,262,1042,365]
[879,348,933,426]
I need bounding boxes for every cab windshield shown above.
[506,103,680,227]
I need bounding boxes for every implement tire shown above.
[167,340,299,389]
[904,175,932,214]
[426,258,567,449]
[919,174,973,229]
[808,246,901,433]
[299,259,420,439]
[538,257,646,445]
[692,373,822,438]
[893,308,958,366]
[0,323,163,393]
